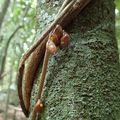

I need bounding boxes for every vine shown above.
[17,0,91,119]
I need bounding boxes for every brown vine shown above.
[17,0,91,118]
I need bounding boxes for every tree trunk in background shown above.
[0,25,22,80]
[0,0,10,80]
[0,0,10,31]
[30,0,120,119]
[4,67,12,120]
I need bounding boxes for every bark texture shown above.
[29,0,120,120]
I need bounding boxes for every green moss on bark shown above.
[29,0,120,120]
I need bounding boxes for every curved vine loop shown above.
[17,0,91,118]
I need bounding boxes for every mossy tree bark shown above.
[29,0,120,119]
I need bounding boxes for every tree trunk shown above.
[29,0,120,119]
[0,25,22,80]
[0,0,10,31]
[4,67,12,120]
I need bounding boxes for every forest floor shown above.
[0,103,26,120]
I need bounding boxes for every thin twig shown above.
[17,65,29,117]
[36,50,49,101]
[58,0,71,14]
[31,50,49,120]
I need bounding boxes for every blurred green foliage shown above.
[0,0,36,103]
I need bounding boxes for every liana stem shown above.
[31,50,49,120]
[17,0,92,118]
[36,50,49,101]
[19,0,75,68]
